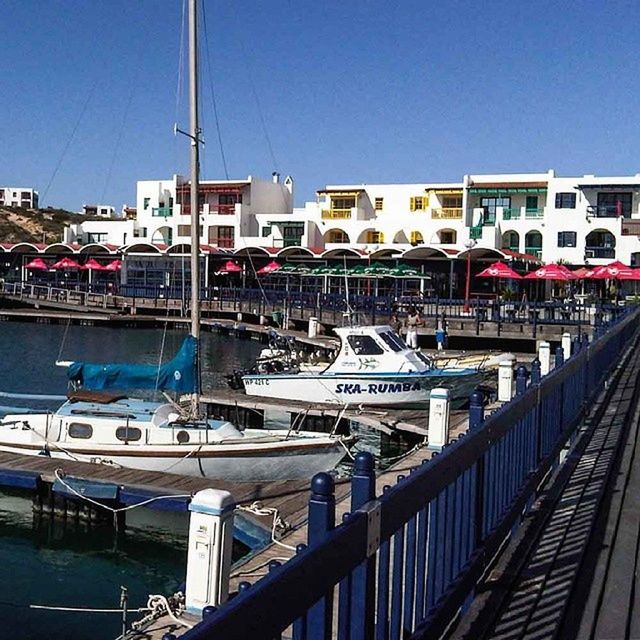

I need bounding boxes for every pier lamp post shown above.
[463,239,476,313]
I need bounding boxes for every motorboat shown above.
[232,325,487,407]
[0,3,352,482]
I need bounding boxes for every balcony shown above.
[525,208,545,219]
[470,226,482,240]
[587,205,628,218]
[322,209,351,220]
[431,207,462,219]
[503,208,521,220]
[585,247,615,259]
[210,204,236,215]
[152,207,173,218]
[482,212,496,226]
[524,247,542,258]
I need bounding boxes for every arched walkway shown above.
[323,228,350,243]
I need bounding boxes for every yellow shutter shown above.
[379,232,385,243]
[424,194,429,208]
[409,197,416,212]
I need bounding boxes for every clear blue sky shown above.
[1,0,639,211]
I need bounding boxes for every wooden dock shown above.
[132,406,478,639]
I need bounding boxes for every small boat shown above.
[232,325,487,407]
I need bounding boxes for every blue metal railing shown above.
[175,305,640,640]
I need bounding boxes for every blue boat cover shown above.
[66,336,198,393]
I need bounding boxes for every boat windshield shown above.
[347,335,384,356]
[379,331,406,352]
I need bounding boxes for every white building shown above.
[82,204,117,218]
[0,187,39,209]
[135,173,294,248]
[62,169,640,267]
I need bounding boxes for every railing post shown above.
[307,472,336,640]
[515,365,528,395]
[428,388,450,449]
[469,390,484,431]
[531,358,541,384]
[498,360,514,402]
[555,346,564,368]
[349,452,376,640]
[538,341,551,375]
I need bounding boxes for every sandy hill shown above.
[0,207,86,244]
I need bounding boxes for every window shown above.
[555,192,576,209]
[557,231,577,248]
[442,195,462,208]
[439,230,456,244]
[100,208,109,216]
[480,197,510,215]
[116,426,142,442]
[410,231,423,245]
[379,331,404,352]
[283,223,304,247]
[347,335,384,356]
[68,422,93,439]
[87,232,108,243]
[216,226,235,248]
[178,225,191,236]
[374,197,384,211]
[219,193,242,205]
[176,430,190,443]
[331,197,356,210]
[21,191,30,199]
[597,192,632,218]
[366,230,384,243]
[262,225,272,237]
[410,196,427,211]
[143,197,150,210]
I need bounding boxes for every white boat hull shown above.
[242,371,483,407]
[0,439,346,482]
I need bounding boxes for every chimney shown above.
[272,172,280,184]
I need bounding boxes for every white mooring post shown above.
[539,341,551,375]
[185,489,235,614]
[428,388,450,451]
[308,316,319,339]
[562,332,572,359]
[498,360,515,402]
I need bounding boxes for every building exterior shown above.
[134,173,294,249]
[82,204,117,218]
[62,170,640,268]
[0,187,39,209]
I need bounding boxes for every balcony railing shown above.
[587,205,629,218]
[321,209,351,220]
[585,246,615,259]
[214,238,234,248]
[152,207,173,218]
[431,207,463,219]
[524,247,542,258]
[470,226,482,240]
[210,204,236,215]
[503,207,545,220]
[482,212,496,226]
[622,219,640,236]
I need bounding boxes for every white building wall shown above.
[0,186,39,209]
[64,219,135,246]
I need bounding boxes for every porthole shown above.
[115,426,142,442]
[68,422,93,439]
[176,430,190,444]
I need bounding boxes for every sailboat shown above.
[0,1,351,482]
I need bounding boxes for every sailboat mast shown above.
[188,0,201,414]
[188,0,200,341]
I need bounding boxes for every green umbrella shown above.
[388,263,420,277]
[347,264,367,276]
[279,263,310,274]
[363,261,390,275]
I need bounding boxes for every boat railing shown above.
[178,304,640,640]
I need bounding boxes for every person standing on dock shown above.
[389,312,402,335]
[405,306,423,350]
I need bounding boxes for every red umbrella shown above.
[256,260,281,276]
[616,267,640,281]
[51,257,81,270]
[587,260,633,280]
[103,259,123,272]
[81,258,108,271]
[217,260,242,274]
[572,267,591,278]
[24,258,49,271]
[524,264,576,280]
[476,261,522,279]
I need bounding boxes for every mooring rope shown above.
[236,501,295,552]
